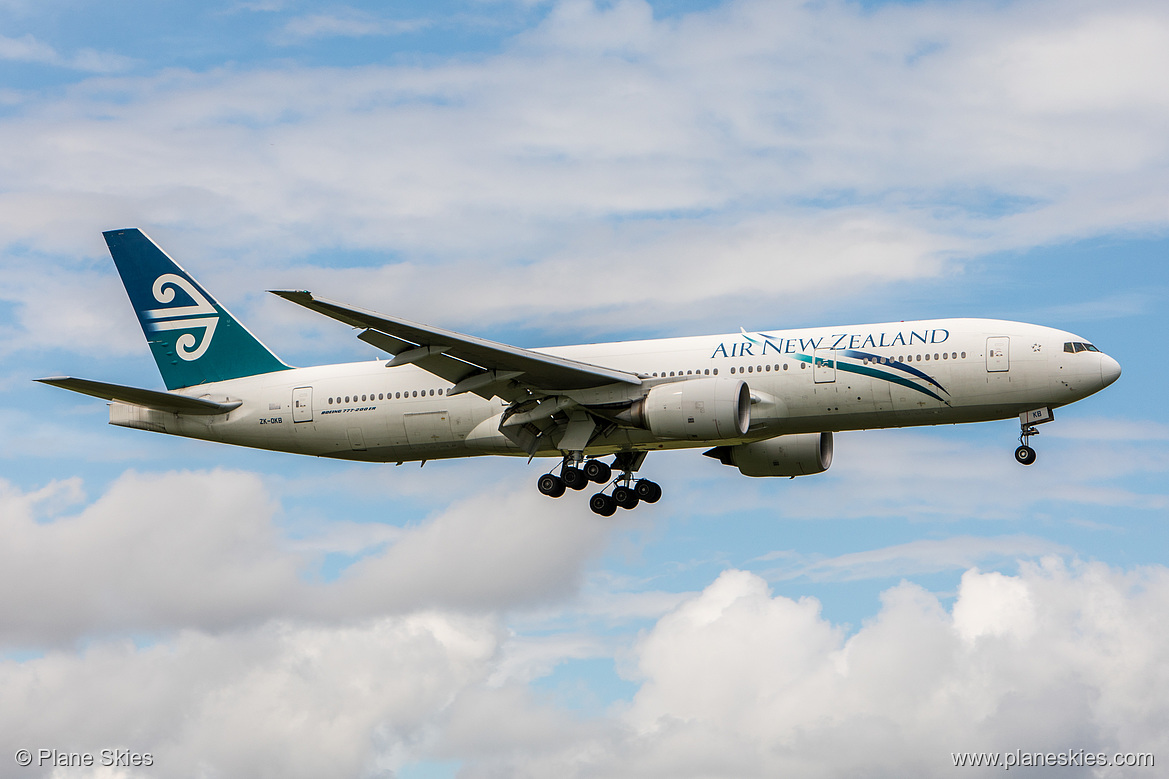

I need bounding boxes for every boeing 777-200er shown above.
[38,229,1122,516]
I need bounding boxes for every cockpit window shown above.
[1073,342,1086,352]
[1064,342,1075,353]
[1064,341,1101,354]
[1084,343,1099,352]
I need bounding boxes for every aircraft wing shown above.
[35,377,242,415]
[270,291,642,399]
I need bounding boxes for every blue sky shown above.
[2,1,1169,777]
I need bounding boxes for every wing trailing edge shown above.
[270,290,642,395]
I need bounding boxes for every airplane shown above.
[38,228,1122,516]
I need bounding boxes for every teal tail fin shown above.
[104,228,292,390]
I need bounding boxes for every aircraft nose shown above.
[1100,354,1122,387]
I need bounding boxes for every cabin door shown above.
[813,348,837,383]
[986,337,1010,372]
[292,387,313,422]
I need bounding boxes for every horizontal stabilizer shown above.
[35,377,241,415]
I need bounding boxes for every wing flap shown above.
[35,377,241,415]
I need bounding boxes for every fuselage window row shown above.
[326,388,447,405]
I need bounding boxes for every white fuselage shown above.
[109,318,1120,462]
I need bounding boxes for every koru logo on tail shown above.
[144,274,219,361]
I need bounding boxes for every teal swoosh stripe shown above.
[794,354,948,404]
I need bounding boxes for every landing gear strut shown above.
[536,452,662,514]
[538,454,615,498]
[1015,434,1037,465]
[588,452,661,516]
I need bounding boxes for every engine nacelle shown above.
[705,432,833,477]
[624,378,750,441]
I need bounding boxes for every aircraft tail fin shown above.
[103,228,292,390]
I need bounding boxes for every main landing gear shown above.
[537,452,662,516]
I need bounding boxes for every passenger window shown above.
[704,369,710,375]
[712,368,718,375]
[961,352,966,358]
[783,363,788,370]
[344,396,350,403]
[748,366,753,373]
[730,368,735,374]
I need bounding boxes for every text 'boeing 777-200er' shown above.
[38,229,1122,516]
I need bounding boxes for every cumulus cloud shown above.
[0,470,300,644]
[0,613,502,779]
[4,558,1167,778]
[461,562,1169,777]
[0,467,618,646]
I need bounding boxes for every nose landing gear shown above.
[1014,407,1054,466]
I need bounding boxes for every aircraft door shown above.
[986,337,1009,372]
[813,348,837,383]
[292,386,313,422]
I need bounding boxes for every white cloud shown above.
[0,32,132,72]
[0,613,502,779]
[760,535,1071,582]
[0,467,619,646]
[2,510,1168,779]
[0,469,302,645]
[276,10,431,44]
[417,561,1169,777]
[1,0,1167,349]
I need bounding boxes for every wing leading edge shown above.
[270,290,642,400]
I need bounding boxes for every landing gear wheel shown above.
[538,473,566,497]
[583,459,612,483]
[562,466,589,491]
[589,492,617,517]
[1015,445,1037,465]
[634,479,662,503]
[612,485,640,510]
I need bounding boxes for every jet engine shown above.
[622,378,750,441]
[704,432,833,477]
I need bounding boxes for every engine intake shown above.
[623,378,750,441]
[705,432,833,477]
